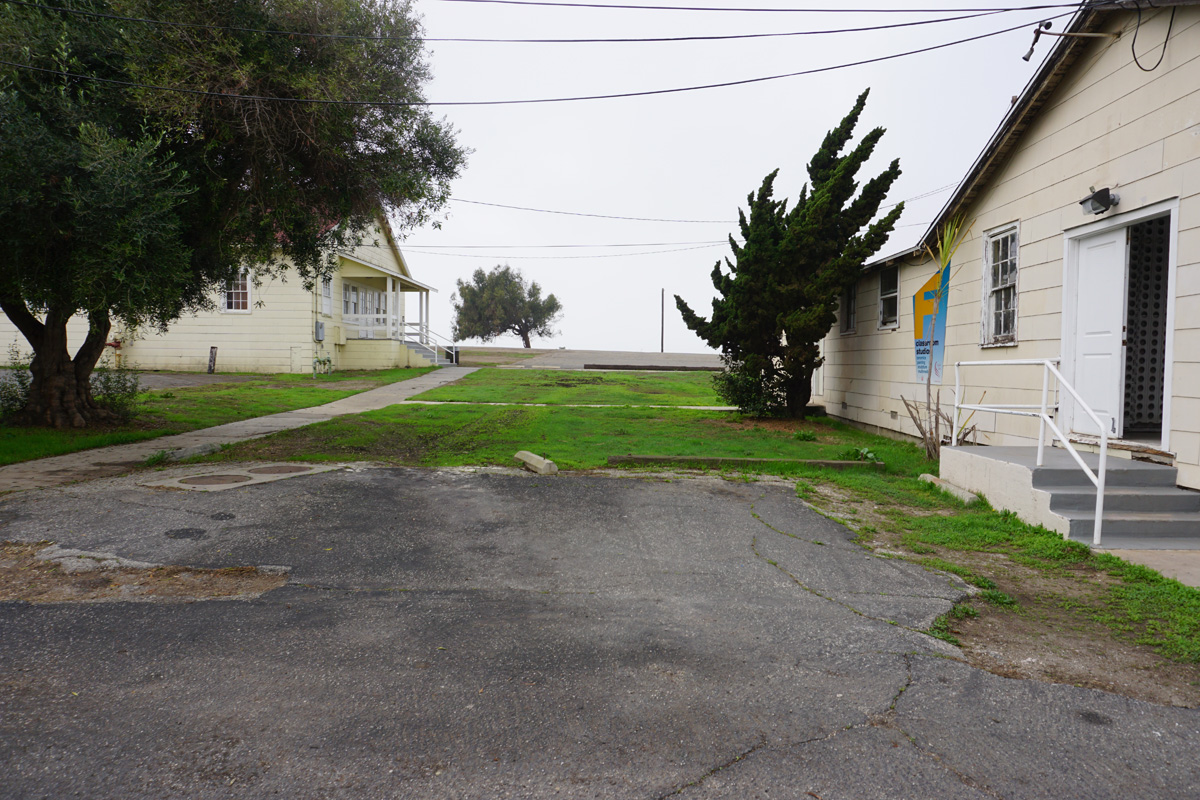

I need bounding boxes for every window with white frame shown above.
[343,285,359,315]
[878,266,899,329]
[983,224,1019,345]
[321,278,333,315]
[222,270,250,313]
[840,283,857,334]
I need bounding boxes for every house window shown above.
[840,283,857,334]
[343,285,360,315]
[983,224,1019,345]
[321,278,332,316]
[222,271,250,313]
[878,266,899,329]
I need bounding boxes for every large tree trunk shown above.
[785,375,812,419]
[0,299,118,428]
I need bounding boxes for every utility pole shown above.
[660,288,665,353]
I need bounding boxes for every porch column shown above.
[387,277,396,339]
[421,292,429,344]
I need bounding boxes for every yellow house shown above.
[2,219,454,375]
[815,2,1200,544]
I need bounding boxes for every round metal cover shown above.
[180,474,253,485]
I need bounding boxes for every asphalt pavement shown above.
[1,467,1196,798]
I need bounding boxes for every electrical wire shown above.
[450,198,731,223]
[0,1,1017,44]
[437,0,1083,13]
[398,240,726,248]
[0,12,1074,106]
[452,182,955,223]
[1131,3,1177,72]
[403,244,725,259]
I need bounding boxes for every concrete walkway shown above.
[0,367,477,494]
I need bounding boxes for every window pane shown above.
[881,296,898,326]
[880,267,898,296]
[225,275,248,310]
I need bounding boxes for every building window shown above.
[343,285,360,315]
[983,224,1019,345]
[840,283,857,334]
[321,278,333,316]
[878,266,899,329]
[222,271,250,313]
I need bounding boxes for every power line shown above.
[0,1,1020,43]
[438,0,1082,13]
[450,198,731,223]
[403,244,724,259]
[453,182,957,222]
[0,12,1073,106]
[399,240,726,248]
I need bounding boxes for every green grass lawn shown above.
[207,404,922,472]
[410,368,724,406]
[0,367,435,466]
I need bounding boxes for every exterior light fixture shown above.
[1080,186,1119,215]
[1022,21,1120,63]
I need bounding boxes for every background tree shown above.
[452,265,562,348]
[0,0,465,427]
[676,90,902,416]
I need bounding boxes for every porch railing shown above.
[401,322,458,364]
[952,358,1110,546]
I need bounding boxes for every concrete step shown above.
[1066,511,1200,543]
[1031,459,1179,489]
[1048,486,1200,514]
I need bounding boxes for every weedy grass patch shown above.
[410,367,723,407]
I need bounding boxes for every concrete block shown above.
[514,451,558,475]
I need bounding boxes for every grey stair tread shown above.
[1049,487,1200,511]
[1067,534,1200,550]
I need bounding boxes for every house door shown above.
[1070,227,1127,437]
[1068,214,1172,442]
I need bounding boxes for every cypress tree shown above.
[676,90,903,416]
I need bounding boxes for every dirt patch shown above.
[0,542,287,603]
[801,485,1200,708]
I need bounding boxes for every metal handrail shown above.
[401,322,458,364]
[952,358,1109,546]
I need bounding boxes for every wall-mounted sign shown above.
[914,266,949,385]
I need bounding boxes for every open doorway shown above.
[1122,215,1170,443]
[1063,199,1178,451]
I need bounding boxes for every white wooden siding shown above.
[817,7,1200,488]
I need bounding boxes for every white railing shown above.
[953,358,1109,546]
[342,313,392,339]
[401,322,458,364]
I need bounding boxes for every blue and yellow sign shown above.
[914,266,949,385]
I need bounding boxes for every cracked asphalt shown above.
[1,467,1197,799]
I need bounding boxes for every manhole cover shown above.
[247,465,312,475]
[179,474,253,486]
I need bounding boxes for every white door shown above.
[1071,228,1127,437]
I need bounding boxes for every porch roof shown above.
[337,253,438,293]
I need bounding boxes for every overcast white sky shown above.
[397,0,1079,353]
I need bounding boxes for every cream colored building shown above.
[2,220,452,375]
[817,3,1200,501]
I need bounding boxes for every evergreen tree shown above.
[676,90,903,416]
